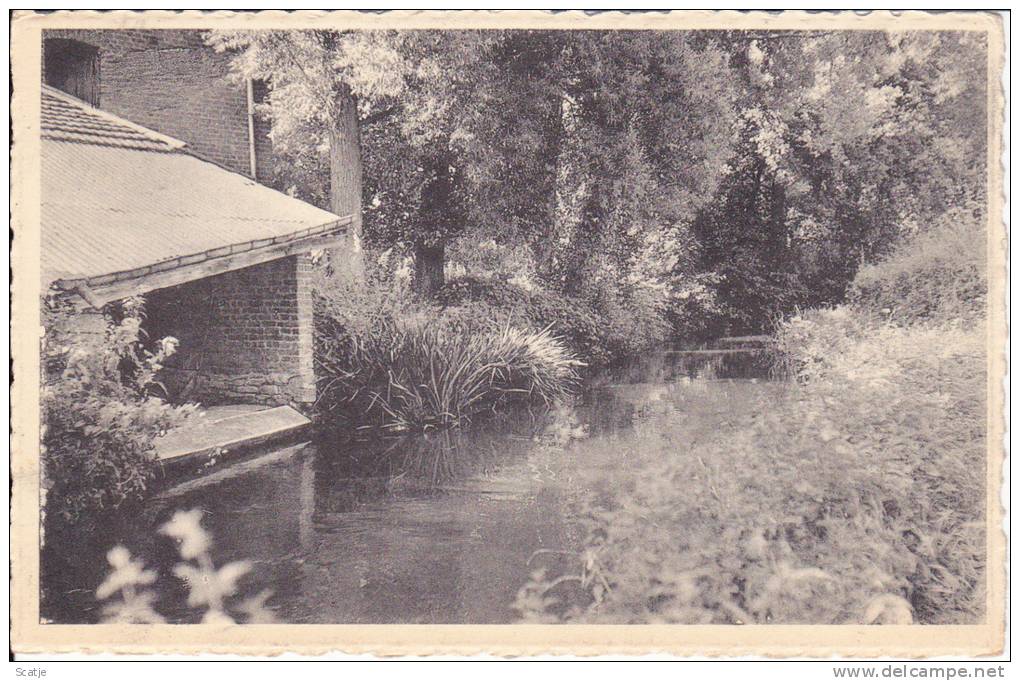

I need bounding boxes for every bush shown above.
[310,248,419,339]
[589,279,672,360]
[850,204,987,325]
[317,262,671,374]
[437,275,652,367]
[41,302,196,526]
[667,272,736,344]
[767,306,877,381]
[518,306,986,625]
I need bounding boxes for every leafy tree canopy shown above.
[208,28,987,337]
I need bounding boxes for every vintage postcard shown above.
[9,9,1007,657]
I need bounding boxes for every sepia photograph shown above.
[9,9,1006,659]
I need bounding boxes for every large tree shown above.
[360,30,570,295]
[210,30,544,295]
[690,30,988,333]
[357,30,501,295]
[537,31,738,297]
[207,30,408,280]
[211,30,739,301]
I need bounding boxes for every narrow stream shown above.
[42,348,777,624]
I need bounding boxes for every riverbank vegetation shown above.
[215,30,991,623]
[41,28,992,625]
[40,299,196,526]
[516,209,988,625]
[39,299,199,617]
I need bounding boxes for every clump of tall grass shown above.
[316,310,582,432]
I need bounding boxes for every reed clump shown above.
[316,300,582,432]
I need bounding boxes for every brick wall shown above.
[43,29,270,178]
[144,254,316,407]
[41,298,107,379]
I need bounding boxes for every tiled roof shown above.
[40,86,348,290]
[42,86,185,152]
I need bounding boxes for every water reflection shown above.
[599,347,771,385]
[313,409,555,496]
[41,348,772,624]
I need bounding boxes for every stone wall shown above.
[144,255,316,407]
[43,28,273,180]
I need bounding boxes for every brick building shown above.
[41,31,356,409]
[43,29,273,180]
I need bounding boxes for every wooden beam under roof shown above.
[53,221,352,308]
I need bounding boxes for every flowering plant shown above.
[97,509,274,624]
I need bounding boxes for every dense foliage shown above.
[210,29,987,354]
[691,31,985,326]
[41,302,196,526]
[436,276,612,367]
[849,202,988,325]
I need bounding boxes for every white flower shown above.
[96,546,157,600]
[200,609,236,625]
[101,590,165,624]
[159,509,211,560]
[158,336,180,357]
[173,560,251,609]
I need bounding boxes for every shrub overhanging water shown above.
[41,300,196,526]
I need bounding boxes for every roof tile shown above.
[42,86,182,153]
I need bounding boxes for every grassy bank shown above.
[517,214,988,625]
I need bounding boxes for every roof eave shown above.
[53,216,353,308]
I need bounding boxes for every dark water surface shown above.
[42,349,774,624]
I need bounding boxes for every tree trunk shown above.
[412,150,458,297]
[413,242,445,296]
[327,84,364,282]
